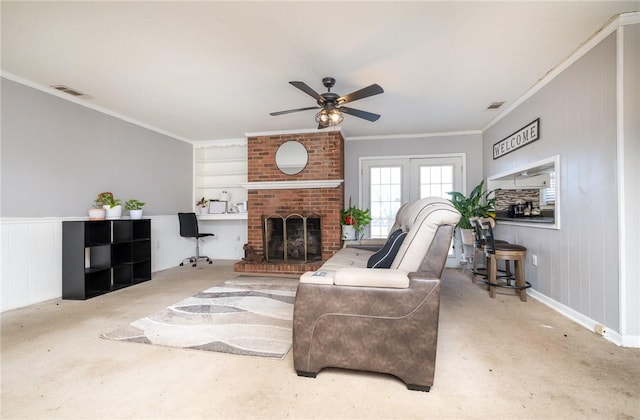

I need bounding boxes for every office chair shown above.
[178,212,214,267]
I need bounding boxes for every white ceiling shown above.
[2,1,638,142]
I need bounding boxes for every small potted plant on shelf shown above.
[96,192,123,220]
[341,200,372,241]
[447,180,496,245]
[124,199,146,219]
[196,197,209,215]
[88,200,107,220]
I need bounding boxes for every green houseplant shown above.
[447,180,496,244]
[340,204,372,240]
[447,180,496,228]
[124,199,146,219]
[96,192,123,220]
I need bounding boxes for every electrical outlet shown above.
[532,255,538,266]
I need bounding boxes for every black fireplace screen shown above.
[263,213,322,263]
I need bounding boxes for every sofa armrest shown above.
[333,267,410,288]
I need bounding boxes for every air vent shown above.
[487,101,505,110]
[50,85,93,99]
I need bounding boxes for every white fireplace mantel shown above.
[240,180,343,190]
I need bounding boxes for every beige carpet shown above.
[1,261,639,419]
[101,277,298,359]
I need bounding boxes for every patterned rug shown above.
[101,277,298,359]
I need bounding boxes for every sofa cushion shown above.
[321,247,374,271]
[367,229,407,269]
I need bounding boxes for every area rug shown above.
[101,277,298,359]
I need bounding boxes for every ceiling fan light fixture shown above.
[315,108,344,126]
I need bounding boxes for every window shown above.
[369,166,403,238]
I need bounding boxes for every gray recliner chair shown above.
[292,198,460,391]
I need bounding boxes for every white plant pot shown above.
[460,228,476,246]
[104,204,123,220]
[129,209,143,220]
[341,225,357,241]
[88,208,106,220]
[199,207,209,215]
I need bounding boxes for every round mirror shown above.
[275,141,308,175]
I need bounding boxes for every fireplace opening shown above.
[263,213,322,263]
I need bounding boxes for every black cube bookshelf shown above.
[62,219,152,300]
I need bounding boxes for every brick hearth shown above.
[235,130,344,275]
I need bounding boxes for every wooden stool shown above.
[476,217,530,302]
[469,217,511,279]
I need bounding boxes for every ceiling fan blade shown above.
[340,106,381,122]
[289,81,326,105]
[270,106,320,116]
[338,84,384,105]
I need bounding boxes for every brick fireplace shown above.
[234,130,345,275]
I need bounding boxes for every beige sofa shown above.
[292,197,461,391]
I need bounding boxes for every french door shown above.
[362,154,465,264]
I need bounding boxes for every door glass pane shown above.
[419,164,455,256]
[370,166,402,238]
[420,165,454,199]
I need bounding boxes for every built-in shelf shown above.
[194,141,248,208]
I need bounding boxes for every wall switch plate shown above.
[532,255,538,266]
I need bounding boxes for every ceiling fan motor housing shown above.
[322,77,336,90]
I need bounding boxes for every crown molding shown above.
[483,12,640,132]
[1,71,192,144]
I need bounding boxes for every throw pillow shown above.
[367,229,408,269]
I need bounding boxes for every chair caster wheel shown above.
[180,262,184,266]
[192,263,197,267]
[208,260,212,264]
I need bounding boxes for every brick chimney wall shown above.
[245,130,344,262]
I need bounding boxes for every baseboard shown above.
[528,288,638,348]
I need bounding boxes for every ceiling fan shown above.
[270,77,384,129]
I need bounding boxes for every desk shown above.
[197,213,248,221]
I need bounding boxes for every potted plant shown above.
[96,192,123,220]
[447,180,496,245]
[340,202,372,241]
[88,200,106,220]
[124,199,146,220]
[196,197,209,215]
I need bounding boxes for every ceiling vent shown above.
[50,85,93,99]
[487,101,505,110]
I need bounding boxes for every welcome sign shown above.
[493,118,540,159]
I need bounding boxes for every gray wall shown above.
[1,78,193,217]
[344,133,484,206]
[483,33,620,331]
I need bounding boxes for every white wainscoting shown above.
[1,218,62,312]
[0,215,246,313]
